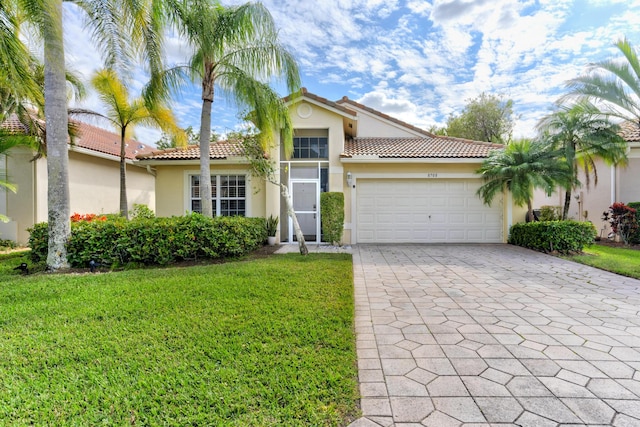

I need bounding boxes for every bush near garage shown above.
[321,192,345,245]
[626,202,640,244]
[508,220,596,254]
[28,213,267,268]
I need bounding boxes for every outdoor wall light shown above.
[346,172,353,187]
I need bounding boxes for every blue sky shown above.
[62,0,640,145]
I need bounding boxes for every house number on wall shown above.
[426,173,438,178]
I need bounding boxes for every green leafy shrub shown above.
[28,214,266,268]
[131,204,156,220]
[320,192,344,245]
[538,205,561,221]
[0,239,17,250]
[508,220,596,254]
[627,202,640,244]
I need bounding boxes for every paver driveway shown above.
[349,244,640,427]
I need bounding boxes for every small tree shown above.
[476,139,572,221]
[602,202,638,245]
[445,92,515,143]
[239,133,308,255]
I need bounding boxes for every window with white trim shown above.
[190,174,246,216]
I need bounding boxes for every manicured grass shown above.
[0,254,359,426]
[565,244,640,279]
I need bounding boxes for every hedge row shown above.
[509,220,596,254]
[29,214,267,268]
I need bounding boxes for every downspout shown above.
[610,164,616,205]
[146,165,156,177]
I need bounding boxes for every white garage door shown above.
[356,179,503,243]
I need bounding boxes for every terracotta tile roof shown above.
[336,97,435,138]
[1,114,154,159]
[136,142,243,160]
[285,88,357,117]
[620,120,640,142]
[72,121,155,159]
[0,114,30,134]
[342,136,503,159]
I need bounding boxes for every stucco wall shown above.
[153,163,266,219]
[3,147,156,244]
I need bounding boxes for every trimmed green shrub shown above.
[627,202,640,244]
[538,205,561,221]
[28,214,267,268]
[508,220,596,254]
[320,192,344,245]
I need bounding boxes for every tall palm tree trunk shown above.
[119,129,128,218]
[44,0,70,270]
[199,73,214,218]
[563,188,572,220]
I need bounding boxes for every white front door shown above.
[290,180,320,242]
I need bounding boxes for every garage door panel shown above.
[357,179,503,243]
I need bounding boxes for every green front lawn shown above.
[0,254,359,426]
[565,244,640,279]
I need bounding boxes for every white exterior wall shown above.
[2,146,155,244]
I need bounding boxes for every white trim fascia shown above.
[286,96,358,120]
[341,157,485,164]
[352,172,480,179]
[69,145,137,164]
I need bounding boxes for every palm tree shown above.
[89,68,184,218]
[165,0,300,218]
[14,0,166,269]
[537,102,627,220]
[0,3,42,120]
[477,139,572,222]
[565,38,640,126]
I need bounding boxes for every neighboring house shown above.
[0,116,156,244]
[138,88,526,245]
[533,121,640,238]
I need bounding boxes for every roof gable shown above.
[336,97,435,138]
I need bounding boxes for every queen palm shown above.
[565,38,640,126]
[537,102,627,220]
[477,139,572,222]
[90,68,184,218]
[165,0,300,218]
[14,0,166,269]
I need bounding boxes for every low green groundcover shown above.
[0,254,359,425]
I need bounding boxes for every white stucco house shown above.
[137,89,526,245]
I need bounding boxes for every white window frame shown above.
[183,170,251,216]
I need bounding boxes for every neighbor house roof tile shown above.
[72,121,155,159]
[620,120,640,142]
[1,114,154,159]
[342,136,503,159]
[135,142,243,160]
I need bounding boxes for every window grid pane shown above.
[293,137,328,159]
[190,174,245,216]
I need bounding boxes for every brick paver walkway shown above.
[349,244,640,426]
